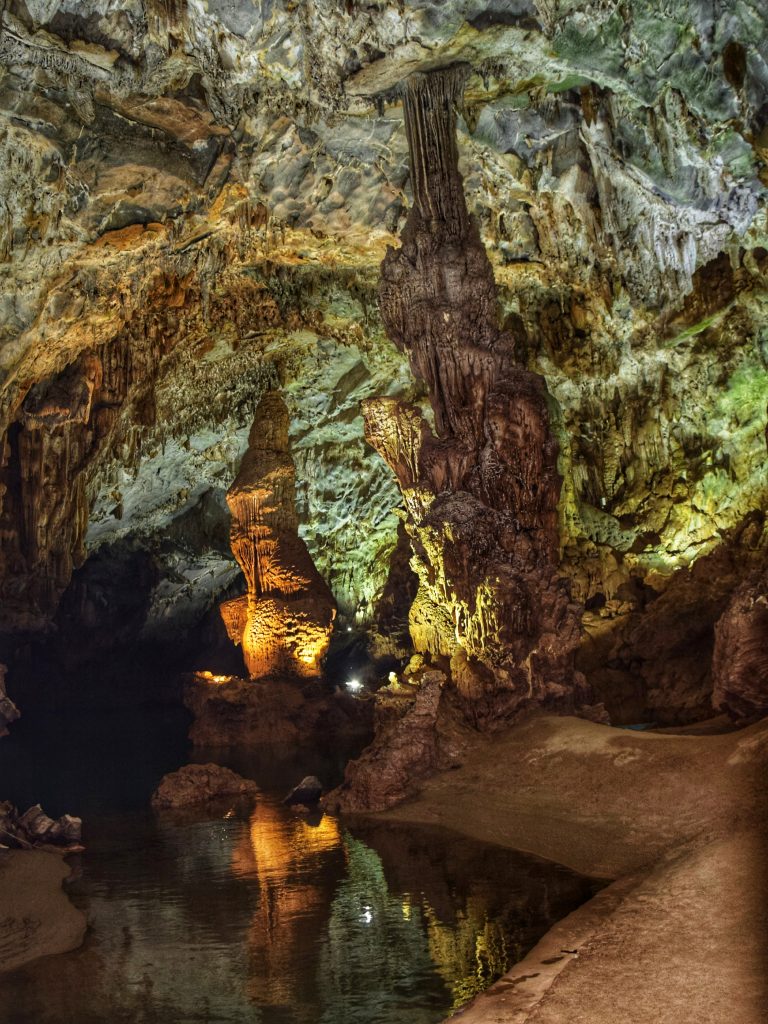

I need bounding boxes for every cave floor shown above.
[381,715,768,1024]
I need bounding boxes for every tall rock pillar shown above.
[365,65,584,720]
[222,391,336,679]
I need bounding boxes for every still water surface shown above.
[0,707,597,1023]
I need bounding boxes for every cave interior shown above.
[0,2,767,1023]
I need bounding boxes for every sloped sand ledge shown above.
[0,849,86,974]
[379,716,768,1024]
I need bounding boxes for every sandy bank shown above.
[380,716,768,1023]
[0,850,87,974]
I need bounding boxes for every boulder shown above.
[151,763,259,809]
[283,775,323,806]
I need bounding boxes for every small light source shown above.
[347,626,352,632]
[346,678,363,693]
[361,905,373,924]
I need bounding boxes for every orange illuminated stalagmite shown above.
[222,391,336,678]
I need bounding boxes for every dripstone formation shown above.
[221,391,336,679]
[365,66,587,722]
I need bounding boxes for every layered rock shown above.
[364,66,586,722]
[222,391,336,679]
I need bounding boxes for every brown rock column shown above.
[222,391,336,679]
[365,65,585,720]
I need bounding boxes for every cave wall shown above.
[0,1,766,719]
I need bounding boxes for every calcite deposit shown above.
[223,391,336,679]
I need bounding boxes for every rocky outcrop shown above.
[0,664,19,737]
[364,66,587,723]
[577,512,768,726]
[184,671,373,747]
[326,668,470,812]
[283,776,323,807]
[712,572,768,722]
[0,801,82,852]
[222,391,336,679]
[151,763,259,809]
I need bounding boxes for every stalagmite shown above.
[365,65,587,722]
[222,391,336,679]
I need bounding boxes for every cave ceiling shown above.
[0,1,766,703]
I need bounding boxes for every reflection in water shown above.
[0,710,599,1023]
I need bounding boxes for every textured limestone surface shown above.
[0,1,765,724]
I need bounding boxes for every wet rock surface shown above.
[283,775,323,807]
[0,850,87,974]
[151,762,259,809]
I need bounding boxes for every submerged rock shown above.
[151,763,259,809]
[283,776,323,807]
[0,801,83,852]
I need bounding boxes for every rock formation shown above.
[0,664,19,738]
[221,391,336,679]
[0,801,82,852]
[364,65,587,722]
[0,2,765,730]
[712,571,768,722]
[184,671,373,747]
[151,763,259,809]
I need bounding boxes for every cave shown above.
[0,3,767,1023]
